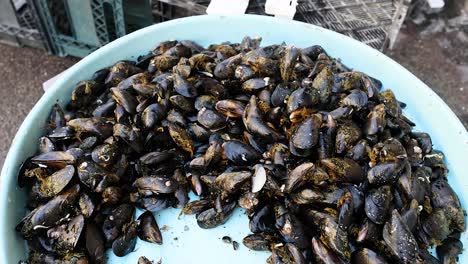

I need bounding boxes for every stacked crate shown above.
[31,0,153,57]
[150,0,410,50]
[0,0,410,56]
[0,0,46,49]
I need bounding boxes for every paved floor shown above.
[387,26,468,129]
[0,30,466,167]
[0,44,78,167]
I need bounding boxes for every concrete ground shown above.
[0,29,467,167]
[0,44,78,167]
[387,25,468,128]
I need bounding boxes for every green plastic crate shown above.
[31,0,152,57]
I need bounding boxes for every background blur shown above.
[0,0,466,167]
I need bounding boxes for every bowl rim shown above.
[1,14,467,262]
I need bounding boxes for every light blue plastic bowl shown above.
[1,15,467,263]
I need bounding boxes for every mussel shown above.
[15,37,465,263]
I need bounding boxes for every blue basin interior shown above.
[1,15,467,263]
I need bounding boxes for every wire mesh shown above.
[92,0,112,43]
[152,0,209,22]
[91,0,125,44]
[0,1,44,47]
[16,5,36,29]
[150,0,407,50]
[294,0,396,49]
[0,23,41,41]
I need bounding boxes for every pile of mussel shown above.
[16,37,465,263]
